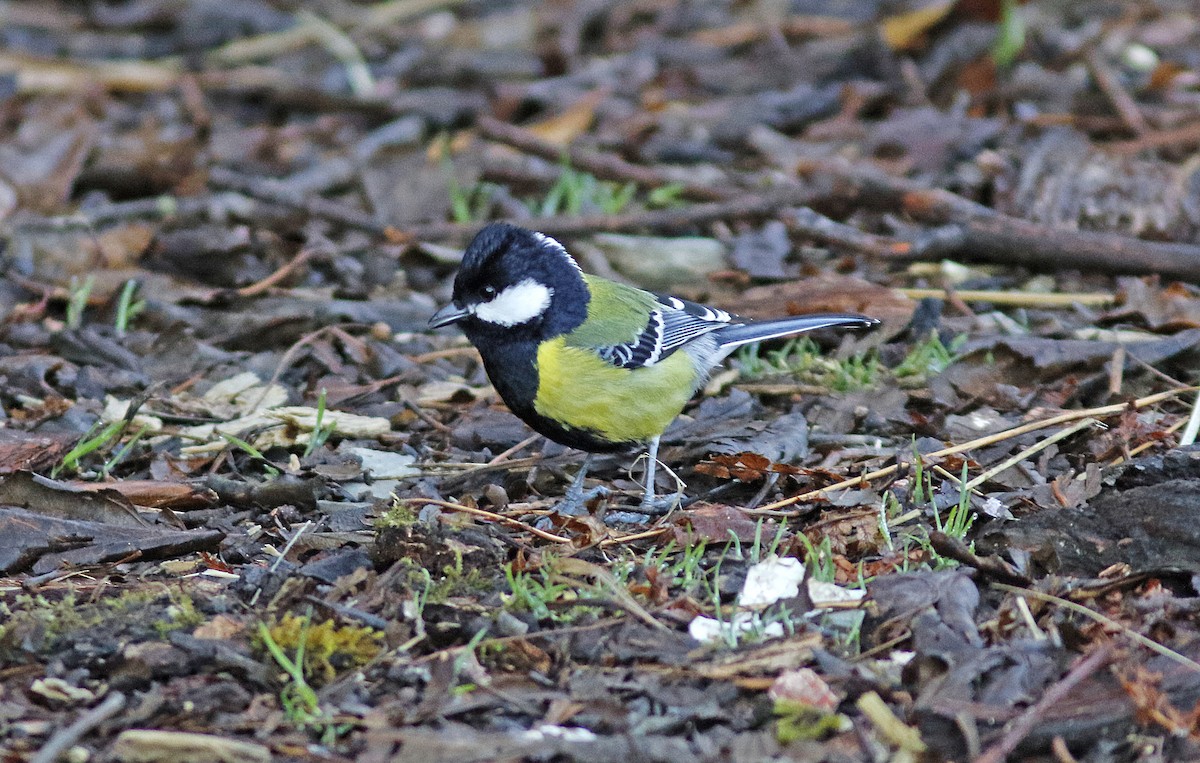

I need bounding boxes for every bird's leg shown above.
[556,453,609,515]
[640,437,659,507]
[638,436,682,513]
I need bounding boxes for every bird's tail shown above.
[715,314,878,349]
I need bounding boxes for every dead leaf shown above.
[672,503,765,544]
[66,479,219,510]
[0,471,149,527]
[880,1,955,51]
[524,89,607,146]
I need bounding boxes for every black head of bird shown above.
[429,222,589,342]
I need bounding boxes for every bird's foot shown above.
[555,484,611,516]
[636,490,683,516]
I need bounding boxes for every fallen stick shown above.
[795,157,1200,282]
[477,116,728,201]
[208,166,389,235]
[32,692,127,763]
[400,188,820,242]
[746,386,1195,515]
[897,288,1115,308]
[974,640,1117,763]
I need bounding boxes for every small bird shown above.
[429,222,877,512]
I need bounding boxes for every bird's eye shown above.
[482,285,497,300]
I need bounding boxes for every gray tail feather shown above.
[716,314,878,349]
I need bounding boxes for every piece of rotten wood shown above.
[0,506,223,575]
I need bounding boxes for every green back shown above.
[564,275,658,349]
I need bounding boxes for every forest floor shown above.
[3,1,1200,761]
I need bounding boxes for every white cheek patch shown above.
[473,278,554,326]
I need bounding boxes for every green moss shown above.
[737,332,965,392]
[1,587,195,660]
[423,566,490,603]
[774,699,846,743]
[396,543,496,605]
[5,593,90,640]
[5,589,157,637]
[152,592,204,637]
[375,499,418,530]
[260,613,383,685]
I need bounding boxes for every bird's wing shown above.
[595,294,737,369]
[569,277,877,369]
[656,295,736,352]
[567,276,739,369]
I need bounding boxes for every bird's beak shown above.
[429,303,472,328]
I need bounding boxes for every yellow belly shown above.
[533,337,697,443]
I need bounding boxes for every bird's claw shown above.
[556,484,611,516]
[637,492,683,516]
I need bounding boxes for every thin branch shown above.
[400,189,819,242]
[748,386,1196,515]
[32,692,127,763]
[975,641,1117,763]
[208,166,390,235]
[234,247,317,297]
[393,497,573,544]
[1084,48,1149,136]
[992,583,1200,674]
[897,288,1116,308]
[964,418,1101,490]
[476,116,728,201]
[795,157,1200,282]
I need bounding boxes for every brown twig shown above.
[401,188,819,243]
[992,583,1200,673]
[783,206,908,257]
[795,157,1200,281]
[1109,118,1200,154]
[251,324,368,412]
[747,386,1195,515]
[393,497,572,543]
[234,247,316,297]
[896,288,1116,308]
[401,397,454,434]
[975,641,1116,763]
[409,346,480,364]
[32,692,127,763]
[10,194,222,233]
[687,14,856,47]
[487,434,542,466]
[208,169,817,245]
[208,165,390,235]
[600,526,672,546]
[959,214,1200,282]
[476,116,728,201]
[1084,48,1149,136]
